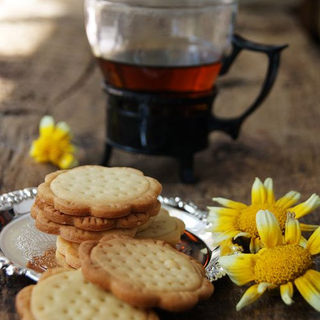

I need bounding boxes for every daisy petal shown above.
[208,207,239,217]
[39,115,54,128]
[234,232,251,239]
[280,282,294,305]
[211,231,239,244]
[299,236,308,249]
[56,121,70,133]
[212,197,247,209]
[219,254,255,286]
[251,178,266,204]
[304,270,320,291]
[219,240,233,256]
[55,121,71,140]
[306,226,320,255]
[285,213,301,244]
[219,238,243,256]
[207,211,234,223]
[29,142,38,157]
[57,153,77,169]
[236,284,266,311]
[289,194,320,219]
[256,210,283,248]
[264,178,275,204]
[209,216,237,233]
[39,115,55,135]
[257,282,273,293]
[275,191,301,209]
[300,223,320,232]
[295,270,320,312]
[249,237,262,253]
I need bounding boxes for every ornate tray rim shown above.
[0,188,224,282]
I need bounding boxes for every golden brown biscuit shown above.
[16,286,35,320]
[55,250,75,270]
[35,197,160,231]
[16,269,159,320]
[37,166,162,218]
[56,236,80,269]
[79,237,214,311]
[53,209,182,270]
[135,208,185,245]
[32,206,137,243]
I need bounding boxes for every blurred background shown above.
[1,2,320,319]
[0,0,319,203]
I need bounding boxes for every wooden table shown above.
[1,0,320,319]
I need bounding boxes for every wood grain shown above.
[1,0,320,319]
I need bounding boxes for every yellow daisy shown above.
[219,210,320,311]
[208,177,320,252]
[30,115,78,169]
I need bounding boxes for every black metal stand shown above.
[179,154,196,184]
[101,143,113,166]
[100,35,287,183]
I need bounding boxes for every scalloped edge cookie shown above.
[16,269,159,320]
[37,166,162,218]
[135,208,185,246]
[79,237,214,312]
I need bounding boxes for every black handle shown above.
[210,34,288,139]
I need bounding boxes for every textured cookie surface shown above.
[39,166,162,217]
[16,269,158,320]
[135,209,185,245]
[80,237,213,311]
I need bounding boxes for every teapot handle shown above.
[210,34,288,139]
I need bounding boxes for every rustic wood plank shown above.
[0,0,320,319]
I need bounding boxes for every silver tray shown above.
[0,188,224,282]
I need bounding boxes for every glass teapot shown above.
[85,0,287,182]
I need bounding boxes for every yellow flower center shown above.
[254,244,312,285]
[237,205,287,236]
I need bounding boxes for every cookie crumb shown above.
[26,248,57,273]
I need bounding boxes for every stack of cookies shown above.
[17,165,213,319]
[31,165,185,269]
[16,237,214,320]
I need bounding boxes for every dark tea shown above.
[97,58,222,93]
[97,47,222,93]
[99,48,221,159]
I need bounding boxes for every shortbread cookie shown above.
[35,197,160,231]
[54,213,182,269]
[37,166,162,218]
[16,285,35,320]
[15,269,71,320]
[32,207,137,243]
[54,216,168,270]
[136,215,156,232]
[56,236,80,269]
[55,250,75,270]
[16,269,158,320]
[135,208,185,245]
[80,237,213,311]
[32,204,60,234]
